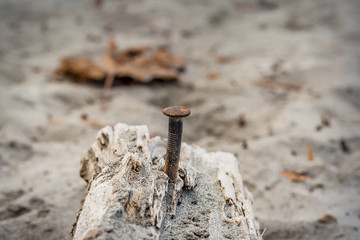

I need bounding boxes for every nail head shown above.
[162,106,191,118]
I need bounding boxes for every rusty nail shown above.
[162,106,191,182]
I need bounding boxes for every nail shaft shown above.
[162,106,190,182]
[164,117,183,182]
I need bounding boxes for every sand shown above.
[0,0,359,239]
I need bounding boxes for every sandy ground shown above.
[0,0,360,239]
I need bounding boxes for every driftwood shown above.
[72,124,261,240]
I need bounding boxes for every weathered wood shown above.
[72,124,262,240]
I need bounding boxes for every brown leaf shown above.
[56,40,185,84]
[56,40,186,111]
[317,214,337,224]
[282,171,310,182]
[255,80,301,92]
[308,145,314,162]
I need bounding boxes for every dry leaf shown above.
[56,40,186,110]
[317,214,337,224]
[207,72,221,81]
[55,40,185,84]
[308,145,314,162]
[282,171,310,182]
[255,80,301,92]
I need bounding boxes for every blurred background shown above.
[0,0,360,239]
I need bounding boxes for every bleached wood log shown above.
[72,123,262,240]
